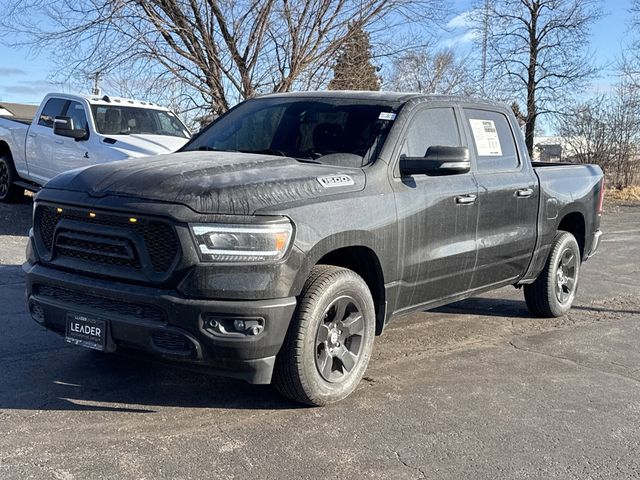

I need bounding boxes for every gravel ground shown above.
[0,196,639,479]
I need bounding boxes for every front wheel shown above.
[273,265,376,406]
[524,231,581,317]
[0,155,24,203]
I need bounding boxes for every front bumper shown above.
[24,262,297,384]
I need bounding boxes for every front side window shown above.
[38,98,68,128]
[464,108,519,172]
[65,101,88,131]
[184,97,402,167]
[91,105,190,138]
[400,107,462,158]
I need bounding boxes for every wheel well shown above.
[558,212,585,259]
[317,246,386,335]
[0,141,12,160]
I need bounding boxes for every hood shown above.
[105,134,189,156]
[45,151,366,215]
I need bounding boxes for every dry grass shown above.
[605,185,640,203]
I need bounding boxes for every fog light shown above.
[204,316,265,337]
[30,302,45,324]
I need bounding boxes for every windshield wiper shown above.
[239,148,287,157]
[295,158,322,164]
[241,149,324,164]
[196,146,320,164]
[196,146,237,152]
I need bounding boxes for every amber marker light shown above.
[275,232,288,252]
[129,217,138,223]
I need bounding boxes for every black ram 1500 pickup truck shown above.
[24,92,604,405]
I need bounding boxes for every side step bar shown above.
[15,180,42,192]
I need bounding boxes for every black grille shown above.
[34,284,166,322]
[56,232,141,269]
[36,205,179,273]
[151,331,194,356]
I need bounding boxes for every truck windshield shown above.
[184,97,402,167]
[91,105,190,138]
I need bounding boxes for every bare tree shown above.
[475,0,602,156]
[556,79,640,187]
[625,0,640,87]
[1,0,447,116]
[386,46,475,95]
[607,80,640,187]
[555,96,611,168]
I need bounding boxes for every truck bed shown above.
[521,161,604,285]
[532,161,585,168]
[0,116,31,126]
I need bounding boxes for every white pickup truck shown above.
[0,93,191,202]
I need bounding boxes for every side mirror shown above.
[400,146,470,176]
[53,116,88,141]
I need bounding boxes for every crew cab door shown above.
[462,107,539,289]
[52,100,92,175]
[392,106,479,312]
[25,97,68,183]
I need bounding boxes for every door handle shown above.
[28,133,37,138]
[455,194,477,205]
[516,188,534,198]
[55,140,64,145]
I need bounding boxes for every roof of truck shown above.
[260,90,502,107]
[46,92,171,111]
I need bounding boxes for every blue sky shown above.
[0,0,634,105]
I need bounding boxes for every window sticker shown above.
[378,112,396,121]
[469,119,502,156]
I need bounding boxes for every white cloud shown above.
[441,30,477,48]
[0,68,27,76]
[447,11,474,30]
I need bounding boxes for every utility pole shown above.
[481,0,489,95]
[90,71,102,95]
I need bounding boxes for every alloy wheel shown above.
[555,248,577,304]
[315,295,366,383]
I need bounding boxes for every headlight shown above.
[190,221,293,262]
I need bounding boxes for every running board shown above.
[15,180,42,192]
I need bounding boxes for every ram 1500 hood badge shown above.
[317,175,355,188]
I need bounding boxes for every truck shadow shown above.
[0,343,304,412]
[433,296,533,319]
[435,296,640,318]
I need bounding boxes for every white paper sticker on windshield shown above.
[378,112,396,121]
[469,119,502,156]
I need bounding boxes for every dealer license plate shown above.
[65,313,107,351]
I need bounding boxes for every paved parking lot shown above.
[1,198,639,479]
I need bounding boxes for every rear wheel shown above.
[524,231,581,317]
[273,265,375,406]
[0,155,24,203]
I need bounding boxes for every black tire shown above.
[0,154,24,203]
[273,265,376,406]
[524,231,581,318]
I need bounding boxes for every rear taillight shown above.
[597,177,605,215]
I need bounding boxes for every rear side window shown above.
[38,98,68,128]
[401,107,461,157]
[464,108,519,172]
